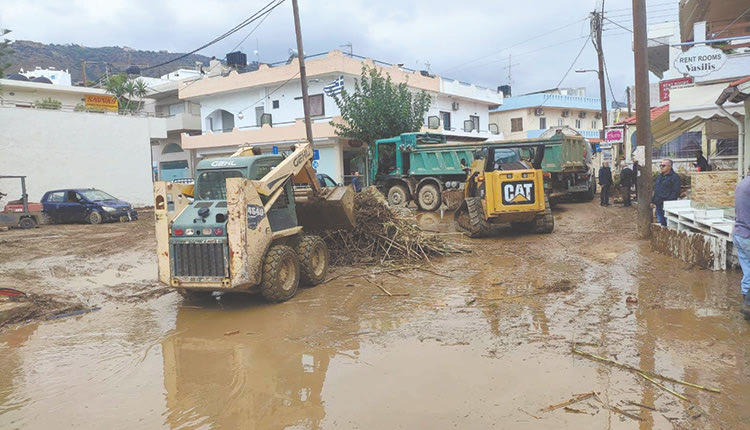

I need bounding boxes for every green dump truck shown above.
[370,133,485,211]
[536,130,596,202]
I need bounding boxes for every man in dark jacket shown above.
[650,159,681,226]
[619,163,634,207]
[694,150,709,172]
[598,161,613,206]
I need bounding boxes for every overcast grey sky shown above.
[1,0,678,102]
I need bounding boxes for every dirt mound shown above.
[322,187,464,265]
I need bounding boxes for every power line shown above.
[602,54,619,105]
[439,16,588,75]
[538,35,592,108]
[143,0,285,71]
[602,16,671,46]
[228,4,277,55]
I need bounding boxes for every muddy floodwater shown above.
[0,202,748,429]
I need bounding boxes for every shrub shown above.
[35,97,62,110]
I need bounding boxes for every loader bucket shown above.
[295,185,356,231]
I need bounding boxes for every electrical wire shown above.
[602,54,619,105]
[228,4,276,55]
[537,35,592,108]
[602,17,671,46]
[439,16,588,75]
[142,0,285,71]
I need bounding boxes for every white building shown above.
[177,50,504,184]
[18,67,73,86]
[0,78,164,206]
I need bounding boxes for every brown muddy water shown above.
[0,202,748,429]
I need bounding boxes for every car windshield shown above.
[195,170,244,200]
[79,190,118,201]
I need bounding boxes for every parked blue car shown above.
[41,189,138,224]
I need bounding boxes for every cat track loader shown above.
[454,142,553,238]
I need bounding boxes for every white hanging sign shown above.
[674,45,727,77]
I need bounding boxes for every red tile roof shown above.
[616,104,669,125]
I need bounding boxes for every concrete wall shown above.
[0,108,155,206]
[690,171,737,207]
[650,224,728,270]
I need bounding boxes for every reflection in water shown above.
[162,302,354,430]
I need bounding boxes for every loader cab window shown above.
[195,170,243,200]
[489,148,522,171]
[377,142,397,175]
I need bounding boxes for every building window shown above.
[168,103,185,116]
[652,131,702,159]
[558,118,564,126]
[511,117,523,132]
[575,119,581,129]
[715,138,738,156]
[539,117,546,129]
[470,115,479,131]
[310,94,324,116]
[272,100,280,109]
[440,111,451,130]
[591,120,598,129]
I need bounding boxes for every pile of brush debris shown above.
[321,187,466,265]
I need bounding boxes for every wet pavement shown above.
[0,202,748,429]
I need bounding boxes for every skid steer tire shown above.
[260,245,301,303]
[296,235,328,287]
[417,183,442,212]
[454,197,491,238]
[531,196,555,234]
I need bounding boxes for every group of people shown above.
[597,158,680,227]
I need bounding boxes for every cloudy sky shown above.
[1,0,678,102]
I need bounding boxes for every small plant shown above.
[35,97,62,110]
[74,102,105,113]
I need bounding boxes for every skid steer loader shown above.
[454,142,553,238]
[153,142,355,303]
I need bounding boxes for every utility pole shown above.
[590,9,608,141]
[292,0,314,149]
[626,86,632,116]
[633,0,653,238]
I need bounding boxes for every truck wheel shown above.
[417,183,441,212]
[260,245,300,303]
[583,181,596,201]
[387,184,409,207]
[531,195,555,234]
[296,235,328,287]
[18,217,36,229]
[454,197,490,238]
[88,211,103,225]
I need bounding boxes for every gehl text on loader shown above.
[454,142,554,238]
[153,142,356,303]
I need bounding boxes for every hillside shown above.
[4,40,214,83]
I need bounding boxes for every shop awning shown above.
[670,82,744,121]
[617,104,703,146]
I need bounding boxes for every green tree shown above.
[0,29,12,78]
[330,66,431,144]
[104,73,149,113]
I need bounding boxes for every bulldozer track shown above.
[455,197,491,238]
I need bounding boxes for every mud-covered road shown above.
[0,201,748,429]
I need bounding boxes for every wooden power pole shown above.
[633,0,653,238]
[591,10,608,141]
[292,0,314,149]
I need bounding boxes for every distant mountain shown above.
[4,40,214,84]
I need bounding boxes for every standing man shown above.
[650,159,681,226]
[632,159,640,199]
[733,174,750,319]
[619,162,634,207]
[351,171,362,193]
[598,160,612,206]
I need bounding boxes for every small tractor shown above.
[153,142,355,302]
[0,175,45,230]
[454,142,554,238]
